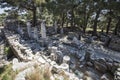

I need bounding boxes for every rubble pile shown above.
[114,64,120,80]
[2,21,120,80]
[109,36,120,52]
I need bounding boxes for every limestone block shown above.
[94,61,107,73]
[60,63,69,72]
[100,73,113,80]
[12,58,19,65]
[63,56,70,64]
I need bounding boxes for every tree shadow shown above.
[0,66,5,74]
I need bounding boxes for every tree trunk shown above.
[66,21,68,27]
[106,17,112,34]
[83,27,86,33]
[101,28,104,33]
[83,16,89,33]
[92,9,101,36]
[61,13,65,28]
[32,7,37,27]
[83,6,87,33]
[114,19,120,35]
[71,8,74,28]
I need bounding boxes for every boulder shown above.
[111,62,119,73]
[67,32,79,40]
[63,56,70,64]
[106,62,113,71]
[70,64,76,70]
[114,71,120,80]
[109,36,120,51]
[12,58,19,65]
[72,37,80,45]
[74,70,84,78]
[84,37,93,43]
[83,71,97,80]
[48,46,58,53]
[84,51,92,62]
[117,68,120,72]
[56,51,63,64]
[50,53,57,61]
[60,63,69,72]
[100,73,113,80]
[86,62,93,67]
[94,61,107,73]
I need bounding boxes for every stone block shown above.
[94,61,107,73]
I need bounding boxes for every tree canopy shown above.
[0,0,120,35]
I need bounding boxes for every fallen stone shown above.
[72,37,80,45]
[117,68,120,72]
[94,61,107,73]
[74,70,84,78]
[12,58,19,65]
[67,32,79,40]
[100,73,113,80]
[15,67,34,80]
[83,71,99,80]
[56,51,63,64]
[84,37,93,43]
[70,64,76,70]
[60,63,69,72]
[109,36,120,52]
[63,55,70,64]
[12,61,37,71]
[38,57,46,64]
[116,71,120,76]
[106,62,113,70]
[84,51,92,62]
[86,62,93,67]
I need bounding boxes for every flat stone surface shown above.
[12,61,37,71]
[15,67,34,80]
[38,57,46,64]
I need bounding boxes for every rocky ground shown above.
[0,27,8,68]
[1,27,120,80]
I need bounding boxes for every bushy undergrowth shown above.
[25,64,69,80]
[25,65,51,80]
[0,64,18,80]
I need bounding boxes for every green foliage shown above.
[2,74,11,80]
[0,13,6,25]
[4,47,10,55]
[0,0,120,34]
[0,64,17,80]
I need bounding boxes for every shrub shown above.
[25,65,51,80]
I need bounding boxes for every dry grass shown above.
[59,71,69,80]
[25,64,51,80]
[25,68,44,80]
[0,63,18,80]
[54,70,69,80]
[25,64,70,80]
[43,65,51,80]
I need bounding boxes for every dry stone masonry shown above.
[2,21,120,80]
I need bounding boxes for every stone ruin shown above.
[109,36,120,52]
[2,19,120,80]
[41,21,47,39]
